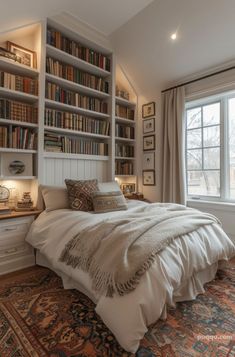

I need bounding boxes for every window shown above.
[185,92,235,202]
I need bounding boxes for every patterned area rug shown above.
[0,263,234,357]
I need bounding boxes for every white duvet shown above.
[26,200,235,353]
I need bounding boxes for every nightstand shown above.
[125,194,151,203]
[0,210,41,275]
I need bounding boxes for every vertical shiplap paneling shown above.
[44,158,55,184]
[62,159,71,182]
[54,159,63,185]
[77,160,85,179]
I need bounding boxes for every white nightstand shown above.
[0,210,41,275]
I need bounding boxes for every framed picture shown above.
[142,102,155,118]
[7,41,37,68]
[143,135,155,151]
[0,153,33,176]
[143,117,155,134]
[121,183,136,195]
[143,170,155,186]
[143,152,155,170]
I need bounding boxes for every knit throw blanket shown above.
[59,203,220,297]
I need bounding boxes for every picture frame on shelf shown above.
[143,117,155,134]
[6,41,37,68]
[142,102,155,118]
[0,153,33,177]
[143,152,155,170]
[143,135,155,151]
[143,170,155,186]
[121,183,136,195]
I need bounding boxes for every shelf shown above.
[46,44,111,78]
[115,137,135,143]
[115,156,135,160]
[115,116,136,125]
[0,57,39,77]
[115,175,136,177]
[44,125,110,139]
[46,73,110,99]
[0,87,38,103]
[45,99,110,119]
[0,148,37,153]
[0,118,38,128]
[44,151,109,161]
[0,176,36,180]
[115,96,136,107]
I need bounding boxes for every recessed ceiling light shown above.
[171,33,177,40]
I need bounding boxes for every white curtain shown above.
[161,87,186,205]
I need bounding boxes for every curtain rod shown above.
[161,65,235,93]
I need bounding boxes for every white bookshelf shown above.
[43,152,109,161]
[0,88,38,102]
[44,125,110,139]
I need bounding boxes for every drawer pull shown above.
[4,227,17,231]
[5,247,17,254]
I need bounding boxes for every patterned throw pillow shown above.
[93,191,128,213]
[65,179,99,211]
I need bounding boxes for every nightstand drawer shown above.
[0,242,32,260]
[0,217,33,237]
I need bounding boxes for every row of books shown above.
[44,132,108,156]
[47,27,111,72]
[46,57,109,93]
[0,98,38,123]
[115,161,134,175]
[0,125,36,149]
[46,82,108,114]
[115,105,134,120]
[0,71,38,95]
[44,108,110,136]
[115,143,134,158]
[115,123,135,139]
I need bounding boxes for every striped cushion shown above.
[65,179,99,211]
[93,191,127,213]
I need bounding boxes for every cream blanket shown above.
[59,203,220,296]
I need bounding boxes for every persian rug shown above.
[0,263,234,357]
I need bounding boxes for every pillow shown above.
[65,179,99,211]
[40,185,69,212]
[98,181,121,193]
[93,191,128,213]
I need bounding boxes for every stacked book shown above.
[115,123,134,139]
[115,105,134,120]
[16,192,34,211]
[47,27,111,72]
[115,143,134,158]
[46,82,108,113]
[45,108,110,135]
[0,98,38,123]
[115,161,134,175]
[44,132,62,152]
[46,57,109,93]
[0,71,38,95]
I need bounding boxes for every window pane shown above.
[203,125,220,147]
[187,107,201,129]
[187,170,220,196]
[203,148,220,169]
[187,128,202,149]
[203,102,220,126]
[228,97,235,199]
[187,149,202,170]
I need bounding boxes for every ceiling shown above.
[111,0,235,95]
[0,0,153,35]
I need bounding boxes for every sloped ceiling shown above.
[0,0,153,35]
[111,0,235,95]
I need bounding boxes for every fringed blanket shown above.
[59,203,220,297]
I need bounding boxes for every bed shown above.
[26,189,235,353]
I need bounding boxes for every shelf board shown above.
[0,87,38,102]
[46,73,110,99]
[115,156,135,160]
[0,118,38,128]
[44,125,110,139]
[0,176,36,180]
[115,96,136,107]
[0,148,37,153]
[44,99,110,119]
[0,57,39,77]
[115,116,136,125]
[46,44,111,78]
[115,136,135,143]
[115,175,136,177]
[43,151,109,161]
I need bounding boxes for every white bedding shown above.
[26,200,235,352]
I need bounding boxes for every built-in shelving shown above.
[0,148,37,154]
[115,116,136,125]
[0,57,39,77]
[0,118,38,128]
[43,151,109,161]
[0,88,38,102]
[115,96,136,107]
[44,125,110,139]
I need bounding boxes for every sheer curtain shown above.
[161,87,186,204]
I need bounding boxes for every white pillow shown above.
[98,181,121,193]
[40,185,70,212]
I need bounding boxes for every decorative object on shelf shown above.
[6,41,37,68]
[121,183,136,195]
[16,191,34,211]
[116,86,129,100]
[143,135,155,151]
[143,170,155,186]
[143,152,155,170]
[143,117,155,134]
[0,184,11,214]
[0,153,33,177]
[142,102,155,118]
[0,46,20,63]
